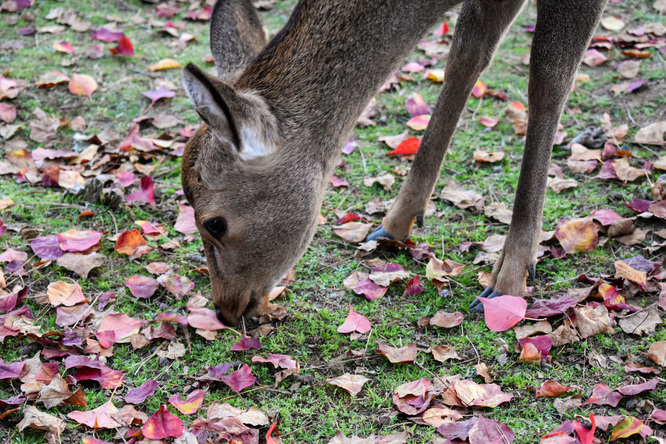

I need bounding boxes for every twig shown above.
[357,145,369,176]
[281,421,315,438]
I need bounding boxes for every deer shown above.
[181,0,608,326]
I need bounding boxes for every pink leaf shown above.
[337,303,371,334]
[480,295,527,331]
[125,275,159,299]
[230,336,263,351]
[221,364,255,392]
[126,176,155,206]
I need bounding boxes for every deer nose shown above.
[216,307,238,326]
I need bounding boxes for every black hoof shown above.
[528,265,536,281]
[366,225,394,241]
[470,287,503,313]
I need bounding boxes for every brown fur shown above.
[182,0,608,325]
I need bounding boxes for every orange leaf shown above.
[147,58,182,71]
[115,229,147,255]
[610,416,644,440]
[69,74,98,97]
[388,137,420,156]
[142,405,183,440]
[266,421,282,444]
[555,217,598,254]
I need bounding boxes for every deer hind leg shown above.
[368,0,527,242]
[470,0,608,310]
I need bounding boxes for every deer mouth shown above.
[215,290,259,326]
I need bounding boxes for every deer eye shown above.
[203,218,227,238]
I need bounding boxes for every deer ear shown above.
[183,63,243,149]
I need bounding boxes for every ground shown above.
[0,0,665,443]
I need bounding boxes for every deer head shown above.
[182,62,327,326]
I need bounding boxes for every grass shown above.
[1,0,665,443]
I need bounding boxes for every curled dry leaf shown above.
[574,305,614,339]
[440,181,484,210]
[452,380,513,408]
[327,374,370,397]
[430,345,460,362]
[618,306,661,336]
[535,380,571,398]
[147,58,182,71]
[648,341,666,366]
[473,149,504,163]
[56,253,105,280]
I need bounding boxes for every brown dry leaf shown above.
[431,345,460,362]
[207,402,270,427]
[56,253,105,280]
[655,156,666,171]
[474,363,493,383]
[452,380,513,408]
[440,181,484,210]
[514,320,553,340]
[547,177,579,193]
[483,202,512,225]
[616,60,641,79]
[376,341,418,364]
[648,341,666,366]
[327,374,371,397]
[17,406,66,440]
[156,341,186,359]
[379,131,410,149]
[569,143,602,161]
[634,121,666,145]
[68,74,98,97]
[473,149,505,163]
[614,260,647,287]
[618,306,661,336]
[36,375,73,409]
[554,397,582,415]
[421,407,463,427]
[29,108,60,143]
[333,222,372,243]
[613,158,648,182]
[363,174,395,191]
[574,305,614,339]
[429,311,464,329]
[548,323,580,347]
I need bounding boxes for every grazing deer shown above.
[182,0,608,325]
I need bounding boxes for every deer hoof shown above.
[469,287,503,313]
[528,264,536,281]
[366,225,394,241]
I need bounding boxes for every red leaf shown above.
[337,303,371,334]
[584,384,623,407]
[221,364,256,392]
[126,176,155,205]
[142,405,183,439]
[478,116,499,128]
[525,295,578,318]
[125,275,159,298]
[168,389,205,415]
[404,275,425,296]
[388,137,421,156]
[110,36,134,56]
[572,413,596,444]
[434,21,449,37]
[115,229,148,256]
[266,421,281,444]
[480,295,526,331]
[53,42,74,55]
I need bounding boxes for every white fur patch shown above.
[239,127,271,160]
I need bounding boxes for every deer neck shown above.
[234,0,452,175]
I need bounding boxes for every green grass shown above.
[1,0,665,443]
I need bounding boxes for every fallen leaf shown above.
[68,74,97,97]
[17,406,66,439]
[47,281,86,307]
[327,374,370,397]
[429,311,464,328]
[220,364,255,392]
[333,222,371,243]
[440,181,484,210]
[169,389,205,415]
[481,296,527,331]
[57,229,102,252]
[68,400,121,429]
[648,341,666,366]
[618,306,661,336]
[406,114,430,131]
[574,305,614,338]
[337,303,371,334]
[473,149,504,163]
[388,137,420,156]
[584,384,623,407]
[142,405,183,439]
[125,379,159,404]
[56,253,105,279]
[536,380,572,398]
[555,217,598,254]
[376,341,418,364]
[147,58,182,71]
[125,275,159,299]
[453,380,513,408]
[431,345,460,362]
